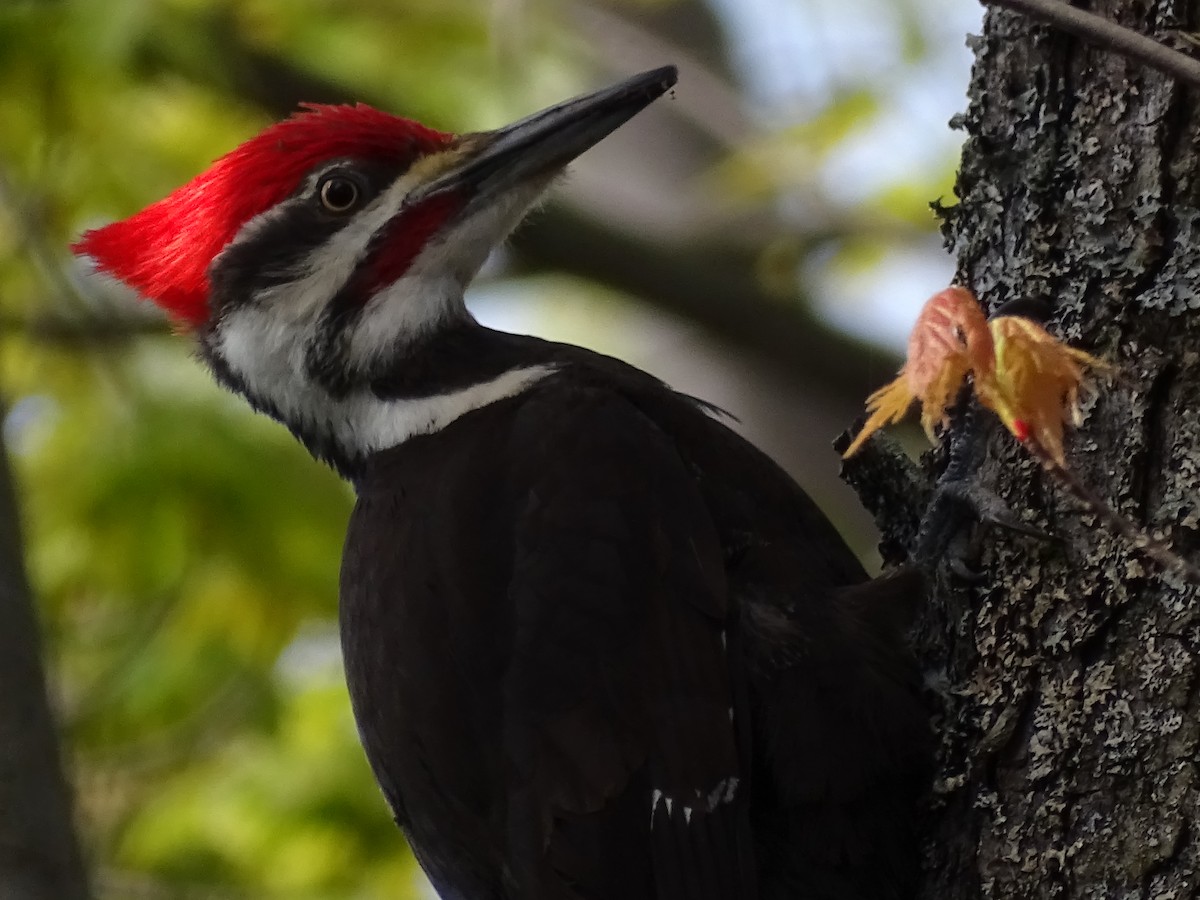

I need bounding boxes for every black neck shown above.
[366,321,568,401]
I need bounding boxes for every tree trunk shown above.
[854,1,1200,896]
[0,417,90,900]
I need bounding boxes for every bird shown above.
[74,66,930,900]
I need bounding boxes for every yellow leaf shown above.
[979,316,1112,466]
[842,374,914,457]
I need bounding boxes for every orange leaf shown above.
[844,287,1112,464]
[904,286,994,396]
[844,286,990,457]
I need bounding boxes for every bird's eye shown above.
[318,175,362,214]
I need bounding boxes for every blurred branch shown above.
[0,400,90,900]
[986,0,1200,88]
[0,312,170,345]
[130,11,898,405]
[590,0,738,81]
[0,167,95,318]
[0,163,171,350]
[509,207,892,399]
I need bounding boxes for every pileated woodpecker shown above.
[74,67,930,899]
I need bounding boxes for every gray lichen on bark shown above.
[847,1,1200,897]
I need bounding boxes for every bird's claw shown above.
[913,408,1056,579]
[940,479,1055,542]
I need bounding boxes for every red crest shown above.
[72,105,453,327]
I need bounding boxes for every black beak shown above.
[427,65,678,200]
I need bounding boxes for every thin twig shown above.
[985,0,1200,90]
[1023,438,1200,585]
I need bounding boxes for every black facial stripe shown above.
[303,193,461,397]
[367,322,559,399]
[305,289,365,399]
[206,159,404,317]
[209,201,342,306]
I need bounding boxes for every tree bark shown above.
[852,1,1200,896]
[0,414,90,900]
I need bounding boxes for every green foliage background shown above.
[0,0,962,896]
[3,2,545,895]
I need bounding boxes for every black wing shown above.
[500,384,755,900]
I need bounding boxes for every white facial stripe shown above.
[345,182,546,374]
[342,275,462,378]
[216,159,442,320]
[207,155,557,467]
[336,365,553,455]
[274,166,437,313]
[217,301,552,458]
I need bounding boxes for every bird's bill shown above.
[424,65,678,203]
[349,66,678,296]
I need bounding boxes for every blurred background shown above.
[0,0,977,896]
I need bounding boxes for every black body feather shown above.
[339,331,929,900]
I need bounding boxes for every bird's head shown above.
[72,66,676,468]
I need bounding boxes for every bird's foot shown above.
[915,477,1055,580]
[914,408,1056,581]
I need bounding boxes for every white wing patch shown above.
[650,776,740,830]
